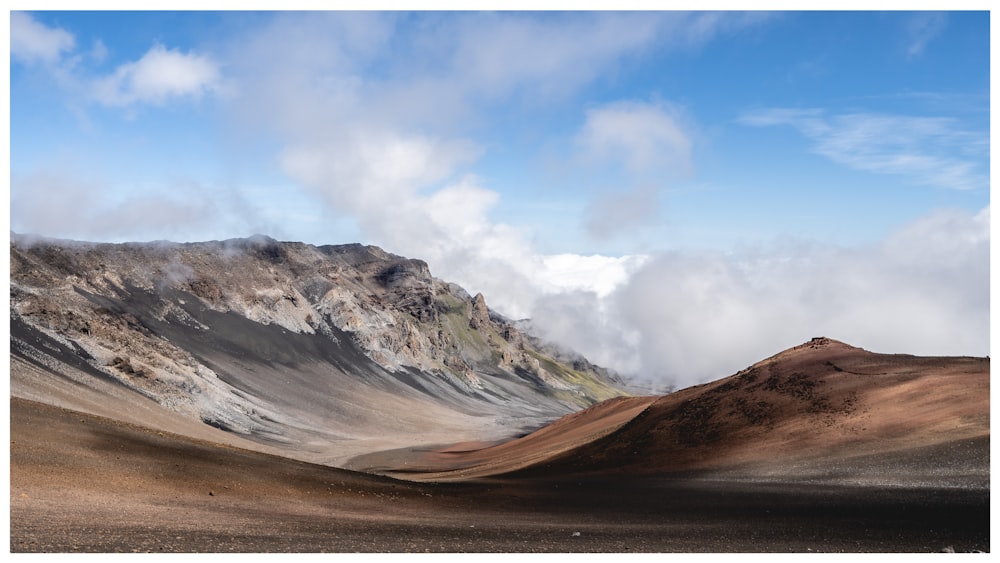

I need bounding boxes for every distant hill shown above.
[370,337,988,488]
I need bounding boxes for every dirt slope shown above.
[376,338,989,485]
[346,394,659,479]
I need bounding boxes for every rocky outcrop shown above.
[468,293,490,329]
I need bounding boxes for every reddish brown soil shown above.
[347,394,659,479]
[376,338,988,483]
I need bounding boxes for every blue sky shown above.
[8,9,991,386]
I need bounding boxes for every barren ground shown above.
[10,397,988,553]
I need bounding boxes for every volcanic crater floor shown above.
[9,397,989,553]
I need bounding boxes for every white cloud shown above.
[93,44,221,107]
[10,12,75,66]
[279,130,536,314]
[538,253,649,298]
[571,100,695,239]
[577,101,694,176]
[883,204,989,262]
[740,108,988,191]
[279,125,659,321]
[224,12,770,135]
[219,12,391,135]
[279,130,481,214]
[527,290,643,376]
[445,12,666,100]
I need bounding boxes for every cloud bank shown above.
[529,205,989,388]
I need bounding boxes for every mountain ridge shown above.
[10,232,625,466]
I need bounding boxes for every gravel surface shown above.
[10,398,989,553]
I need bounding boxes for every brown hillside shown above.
[348,394,658,480]
[380,338,989,484]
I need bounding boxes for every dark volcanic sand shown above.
[10,398,988,553]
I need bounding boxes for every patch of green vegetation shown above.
[433,292,467,316]
[432,289,626,406]
[525,349,628,403]
[438,308,491,361]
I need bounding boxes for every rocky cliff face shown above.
[10,234,625,466]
